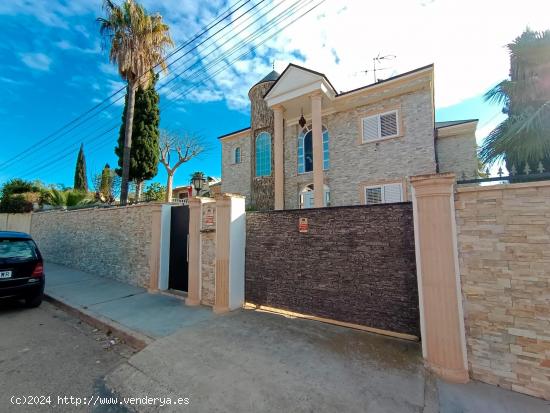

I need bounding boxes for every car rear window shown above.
[0,239,38,263]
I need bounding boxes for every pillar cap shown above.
[410,173,456,197]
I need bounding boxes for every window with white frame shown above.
[362,110,399,143]
[297,126,329,173]
[234,147,241,164]
[365,182,403,205]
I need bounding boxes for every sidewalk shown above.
[44,262,215,345]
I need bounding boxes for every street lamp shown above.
[192,174,204,196]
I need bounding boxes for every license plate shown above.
[0,271,12,279]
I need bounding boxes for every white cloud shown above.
[19,52,52,71]
[54,39,100,54]
[147,0,549,111]
[0,0,96,28]
[99,62,119,77]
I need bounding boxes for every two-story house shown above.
[219,63,478,210]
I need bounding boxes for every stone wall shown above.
[249,81,275,210]
[455,181,550,399]
[221,133,251,200]
[283,83,436,209]
[200,202,216,305]
[437,131,478,180]
[30,204,161,288]
[245,203,419,336]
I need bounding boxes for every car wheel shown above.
[25,292,43,308]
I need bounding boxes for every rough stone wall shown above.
[200,202,216,305]
[245,204,419,336]
[283,88,436,209]
[455,182,550,399]
[249,81,275,210]
[30,204,160,288]
[221,134,251,201]
[436,132,478,180]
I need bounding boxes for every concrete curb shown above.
[44,294,153,351]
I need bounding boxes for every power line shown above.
[20,0,327,180]
[11,0,278,176]
[12,0,295,175]
[0,0,255,170]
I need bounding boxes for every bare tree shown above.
[159,130,207,202]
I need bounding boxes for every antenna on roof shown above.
[364,53,396,83]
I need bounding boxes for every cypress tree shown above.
[99,163,113,198]
[115,73,160,197]
[74,143,88,191]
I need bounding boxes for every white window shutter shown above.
[365,187,383,205]
[380,111,398,137]
[362,115,379,142]
[383,183,403,203]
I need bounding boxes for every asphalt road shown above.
[0,299,135,412]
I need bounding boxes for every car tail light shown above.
[32,262,44,277]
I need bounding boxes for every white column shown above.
[273,105,284,210]
[311,93,324,208]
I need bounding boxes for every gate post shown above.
[410,173,469,383]
[186,197,204,306]
[213,194,246,313]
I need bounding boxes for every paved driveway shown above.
[106,308,550,413]
[107,308,430,412]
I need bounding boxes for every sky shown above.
[0,0,548,189]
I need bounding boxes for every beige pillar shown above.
[273,105,285,210]
[410,173,469,383]
[213,195,231,313]
[310,93,324,208]
[186,197,202,306]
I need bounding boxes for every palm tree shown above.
[480,29,550,173]
[98,0,173,205]
[44,189,91,208]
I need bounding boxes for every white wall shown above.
[228,197,246,310]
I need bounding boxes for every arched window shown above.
[234,147,241,164]
[298,126,329,173]
[255,132,271,177]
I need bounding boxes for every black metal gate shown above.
[169,205,189,291]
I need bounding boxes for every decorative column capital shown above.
[309,91,323,100]
[272,104,285,113]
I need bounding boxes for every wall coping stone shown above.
[456,180,550,193]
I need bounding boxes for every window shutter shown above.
[383,183,403,203]
[365,187,383,205]
[362,115,379,142]
[380,111,398,137]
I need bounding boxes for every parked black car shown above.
[0,231,44,307]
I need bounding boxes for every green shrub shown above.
[0,194,33,213]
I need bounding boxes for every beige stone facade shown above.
[221,130,251,200]
[455,181,550,399]
[200,202,216,306]
[436,121,478,180]
[220,63,478,210]
[30,204,161,288]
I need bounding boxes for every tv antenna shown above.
[365,53,396,83]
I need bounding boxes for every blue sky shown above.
[0,0,547,189]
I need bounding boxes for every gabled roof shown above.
[217,127,251,140]
[263,63,338,99]
[435,119,478,129]
[336,64,434,97]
